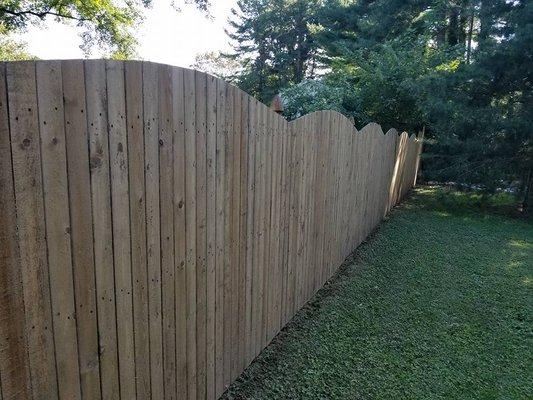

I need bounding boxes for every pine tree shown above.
[226,0,320,102]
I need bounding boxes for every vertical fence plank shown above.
[230,84,242,382]
[125,60,152,400]
[183,67,198,400]
[106,60,136,400]
[280,117,292,327]
[285,115,299,322]
[251,100,264,358]
[264,108,272,344]
[237,90,249,373]
[172,66,188,398]
[158,63,176,400]
[222,84,233,387]
[195,70,208,400]
[206,74,217,400]
[236,91,246,373]
[7,61,59,400]
[244,97,256,366]
[313,113,326,293]
[266,113,277,341]
[85,59,120,400]
[62,60,101,400]
[214,79,226,398]
[0,62,32,400]
[256,104,268,353]
[143,61,164,400]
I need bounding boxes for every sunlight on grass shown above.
[508,239,532,249]
[507,260,523,270]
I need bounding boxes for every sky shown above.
[14,0,238,69]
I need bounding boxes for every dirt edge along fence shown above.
[0,60,422,400]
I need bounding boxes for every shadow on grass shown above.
[405,185,527,219]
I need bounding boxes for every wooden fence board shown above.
[85,60,121,400]
[237,90,249,373]
[0,62,32,400]
[7,60,59,400]
[158,64,176,400]
[206,74,217,400]
[143,61,164,400]
[125,60,151,400]
[62,60,101,400]
[244,97,256,366]
[172,66,188,398]
[183,67,198,400]
[106,60,136,400]
[222,84,233,388]
[230,86,242,382]
[214,79,226,398]
[250,99,263,358]
[195,70,208,400]
[37,60,81,400]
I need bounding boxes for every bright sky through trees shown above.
[13,0,237,67]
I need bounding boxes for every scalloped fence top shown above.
[0,60,422,400]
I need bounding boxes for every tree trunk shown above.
[478,0,492,52]
[447,4,460,46]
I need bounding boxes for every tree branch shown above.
[0,7,86,22]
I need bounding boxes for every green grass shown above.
[222,186,533,400]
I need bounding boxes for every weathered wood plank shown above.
[222,84,233,387]
[244,96,256,366]
[158,63,176,400]
[234,86,248,378]
[214,78,226,398]
[0,62,32,400]
[172,66,188,398]
[125,60,151,400]
[85,59,120,400]
[143,61,164,399]
[106,60,136,400]
[205,73,217,400]
[62,60,102,400]
[183,67,198,400]
[195,70,208,400]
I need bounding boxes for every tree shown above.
[0,0,210,58]
[226,0,320,102]
[277,0,532,205]
[0,23,34,60]
[191,51,241,80]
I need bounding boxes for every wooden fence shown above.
[0,60,422,400]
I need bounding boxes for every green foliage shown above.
[280,78,350,119]
[0,23,34,60]
[225,0,321,102]
[222,187,533,399]
[191,51,242,80]
[0,0,210,57]
[227,0,532,200]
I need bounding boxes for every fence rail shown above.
[0,60,422,400]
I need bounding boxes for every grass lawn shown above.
[222,186,533,400]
